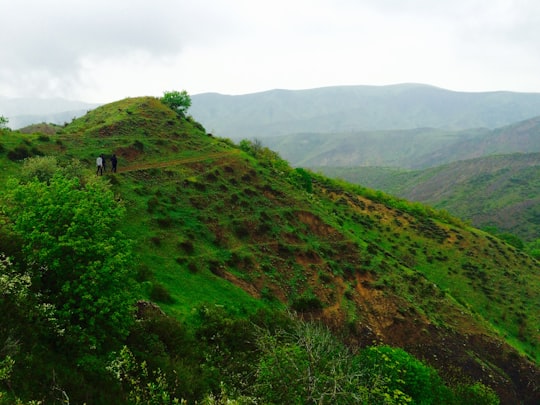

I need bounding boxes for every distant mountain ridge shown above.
[0,96,99,129]
[190,83,540,139]
[261,114,540,169]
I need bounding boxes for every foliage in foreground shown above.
[3,164,134,352]
[0,150,505,403]
[250,319,498,405]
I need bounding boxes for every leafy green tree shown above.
[3,169,135,353]
[357,345,453,404]
[497,232,524,250]
[0,115,8,129]
[20,155,59,183]
[108,346,182,404]
[161,90,192,117]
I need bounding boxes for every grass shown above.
[1,96,538,400]
[319,153,540,242]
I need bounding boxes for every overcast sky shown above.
[2,0,540,103]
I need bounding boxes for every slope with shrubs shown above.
[0,96,538,404]
[318,152,540,243]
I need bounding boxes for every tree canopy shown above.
[3,165,135,353]
[160,90,192,117]
[0,115,8,129]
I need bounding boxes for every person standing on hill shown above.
[101,154,107,173]
[111,154,118,173]
[96,155,103,175]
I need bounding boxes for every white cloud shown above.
[2,0,540,102]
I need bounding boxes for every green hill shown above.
[263,127,488,168]
[262,114,540,170]
[0,97,539,404]
[318,153,540,242]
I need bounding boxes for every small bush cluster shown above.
[150,282,174,303]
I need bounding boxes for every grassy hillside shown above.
[262,114,540,170]
[318,153,540,242]
[1,97,539,404]
[415,116,540,168]
[263,127,487,169]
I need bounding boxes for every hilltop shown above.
[0,97,539,404]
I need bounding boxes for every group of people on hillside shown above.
[96,153,118,175]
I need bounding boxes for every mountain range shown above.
[0,96,98,129]
[189,83,540,139]
[262,114,540,169]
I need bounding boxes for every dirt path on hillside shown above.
[117,150,239,173]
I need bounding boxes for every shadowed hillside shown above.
[0,97,539,404]
[263,114,540,170]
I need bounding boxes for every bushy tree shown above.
[108,346,182,405]
[357,345,452,404]
[525,238,540,259]
[3,169,135,353]
[253,320,364,404]
[20,155,59,183]
[454,382,500,405]
[238,138,291,173]
[161,90,192,117]
[0,115,8,129]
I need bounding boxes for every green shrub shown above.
[135,264,154,282]
[291,295,323,312]
[108,346,180,404]
[4,172,135,353]
[357,345,453,405]
[289,167,313,193]
[132,140,144,151]
[156,216,174,228]
[20,156,58,183]
[253,319,363,404]
[454,382,499,405]
[147,196,160,213]
[150,282,174,304]
[7,146,31,161]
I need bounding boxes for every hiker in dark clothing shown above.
[111,154,118,173]
[101,154,107,173]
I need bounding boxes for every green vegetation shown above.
[0,96,538,404]
[0,116,8,129]
[319,152,540,242]
[161,90,192,118]
[4,168,134,353]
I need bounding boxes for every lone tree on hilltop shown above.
[161,89,192,117]
[0,115,8,129]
